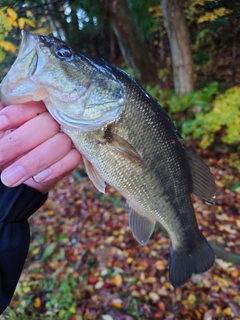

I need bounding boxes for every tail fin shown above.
[169,236,215,287]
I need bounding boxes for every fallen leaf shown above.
[109,274,123,287]
[149,292,160,301]
[203,309,215,320]
[229,301,240,317]
[188,293,196,304]
[33,297,41,308]
[101,316,114,320]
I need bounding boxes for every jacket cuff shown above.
[0,178,48,222]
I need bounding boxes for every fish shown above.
[0,31,216,287]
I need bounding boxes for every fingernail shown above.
[0,115,9,130]
[34,168,52,182]
[1,165,25,186]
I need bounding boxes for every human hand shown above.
[0,101,81,193]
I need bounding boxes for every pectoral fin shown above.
[82,156,106,193]
[104,129,144,166]
[186,150,216,204]
[127,202,156,245]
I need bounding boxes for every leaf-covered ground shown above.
[2,153,240,320]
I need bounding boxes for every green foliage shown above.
[168,82,219,115]
[144,82,239,151]
[45,274,78,319]
[121,63,141,80]
[183,86,240,148]
[225,152,240,172]
[228,180,240,192]
[130,0,160,41]
[4,272,80,319]
[99,194,124,211]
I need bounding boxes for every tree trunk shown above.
[162,0,194,93]
[106,0,159,85]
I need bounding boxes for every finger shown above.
[1,132,74,187]
[0,101,47,131]
[22,175,70,194]
[33,149,81,183]
[0,112,60,166]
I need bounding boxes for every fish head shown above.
[1,31,125,130]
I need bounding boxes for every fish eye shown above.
[55,45,72,59]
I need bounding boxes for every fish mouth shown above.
[20,30,39,59]
[0,31,48,105]
[20,31,39,77]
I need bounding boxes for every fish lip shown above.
[20,30,39,54]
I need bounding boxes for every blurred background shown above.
[0,1,239,319]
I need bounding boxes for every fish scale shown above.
[0,31,216,287]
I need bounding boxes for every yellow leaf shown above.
[23,17,36,28]
[26,10,33,17]
[231,269,239,277]
[32,247,40,255]
[109,274,123,287]
[0,41,15,53]
[213,8,232,17]
[110,298,123,308]
[218,277,229,287]
[7,8,17,21]
[149,292,160,301]
[195,309,202,319]
[236,219,240,227]
[127,257,133,264]
[211,285,220,291]
[188,293,196,304]
[13,21,18,28]
[23,285,31,293]
[182,299,190,308]
[49,261,60,269]
[223,307,234,316]
[69,305,76,313]
[33,297,41,308]
[18,17,25,29]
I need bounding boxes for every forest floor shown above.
[2,150,240,320]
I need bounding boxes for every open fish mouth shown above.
[0,31,50,105]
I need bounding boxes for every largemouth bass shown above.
[0,31,216,287]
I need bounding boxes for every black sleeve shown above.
[0,178,48,314]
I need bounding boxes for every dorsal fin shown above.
[186,150,216,204]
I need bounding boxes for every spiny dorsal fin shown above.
[127,201,156,245]
[104,129,144,166]
[186,150,216,204]
[82,156,106,193]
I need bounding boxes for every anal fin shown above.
[82,156,106,193]
[127,202,156,245]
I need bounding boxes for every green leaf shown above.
[42,242,57,260]
[228,181,240,191]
